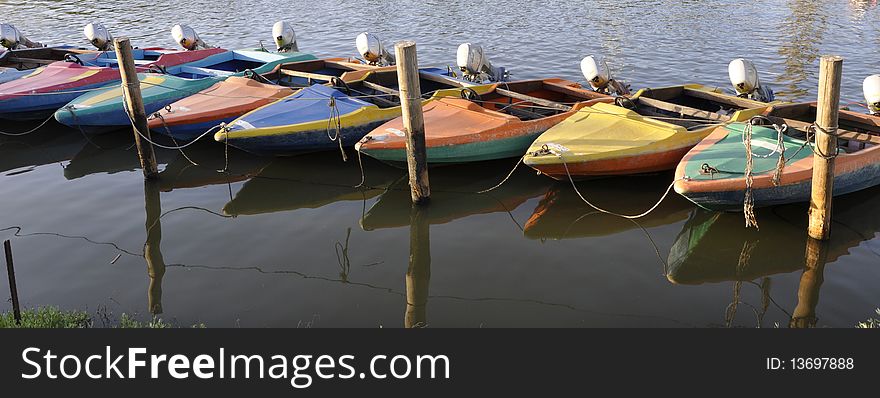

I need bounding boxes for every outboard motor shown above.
[728,58,774,102]
[83,22,113,51]
[580,55,629,95]
[864,75,880,115]
[456,43,508,83]
[171,24,209,51]
[0,23,43,50]
[356,32,394,66]
[272,21,298,52]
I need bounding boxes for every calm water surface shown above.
[0,0,879,327]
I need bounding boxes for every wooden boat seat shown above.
[636,96,731,122]
[179,65,235,77]
[440,98,520,121]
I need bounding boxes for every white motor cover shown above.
[83,22,113,50]
[0,23,21,49]
[356,32,393,65]
[272,21,297,52]
[864,74,880,114]
[0,24,39,49]
[580,55,611,91]
[457,43,507,82]
[728,58,760,96]
[171,24,205,50]
[457,43,489,75]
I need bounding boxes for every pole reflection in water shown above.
[790,237,829,328]
[144,179,165,315]
[405,205,431,328]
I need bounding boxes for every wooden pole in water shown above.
[114,37,158,179]
[144,180,165,315]
[807,56,843,240]
[790,237,828,328]
[394,41,430,204]
[4,240,21,325]
[405,205,431,328]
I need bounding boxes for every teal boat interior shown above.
[161,50,300,79]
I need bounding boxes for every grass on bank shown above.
[0,306,205,328]
[857,309,880,329]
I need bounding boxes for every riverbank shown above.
[0,306,205,328]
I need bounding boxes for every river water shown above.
[0,0,878,327]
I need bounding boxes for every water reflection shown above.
[157,145,270,192]
[0,128,85,175]
[668,186,880,327]
[63,134,176,180]
[361,161,549,230]
[223,153,402,216]
[848,0,878,19]
[775,0,828,100]
[790,237,829,328]
[406,206,431,328]
[523,175,691,240]
[144,179,165,315]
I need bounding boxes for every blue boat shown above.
[54,50,316,132]
[148,57,376,141]
[216,67,474,156]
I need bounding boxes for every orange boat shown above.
[356,78,609,164]
[147,58,378,140]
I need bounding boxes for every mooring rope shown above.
[477,155,525,193]
[326,96,347,161]
[150,108,200,166]
[0,113,55,136]
[121,99,222,150]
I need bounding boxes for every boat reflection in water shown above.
[0,127,85,175]
[360,160,550,230]
[63,133,177,180]
[668,186,880,327]
[523,173,692,240]
[156,144,271,192]
[223,152,403,216]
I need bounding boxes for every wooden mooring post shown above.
[4,240,21,325]
[114,37,159,179]
[807,55,843,240]
[394,41,430,204]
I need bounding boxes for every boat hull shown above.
[55,75,222,132]
[0,48,227,120]
[674,122,880,210]
[523,85,769,177]
[148,76,292,140]
[360,131,545,164]
[358,80,588,164]
[217,83,409,155]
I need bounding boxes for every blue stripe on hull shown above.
[0,81,116,121]
[56,97,184,131]
[680,163,880,210]
[155,118,235,141]
[226,121,385,156]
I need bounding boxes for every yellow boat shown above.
[522,84,772,179]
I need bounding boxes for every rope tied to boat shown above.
[805,123,840,159]
[326,96,347,162]
[741,116,788,229]
[149,109,200,167]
